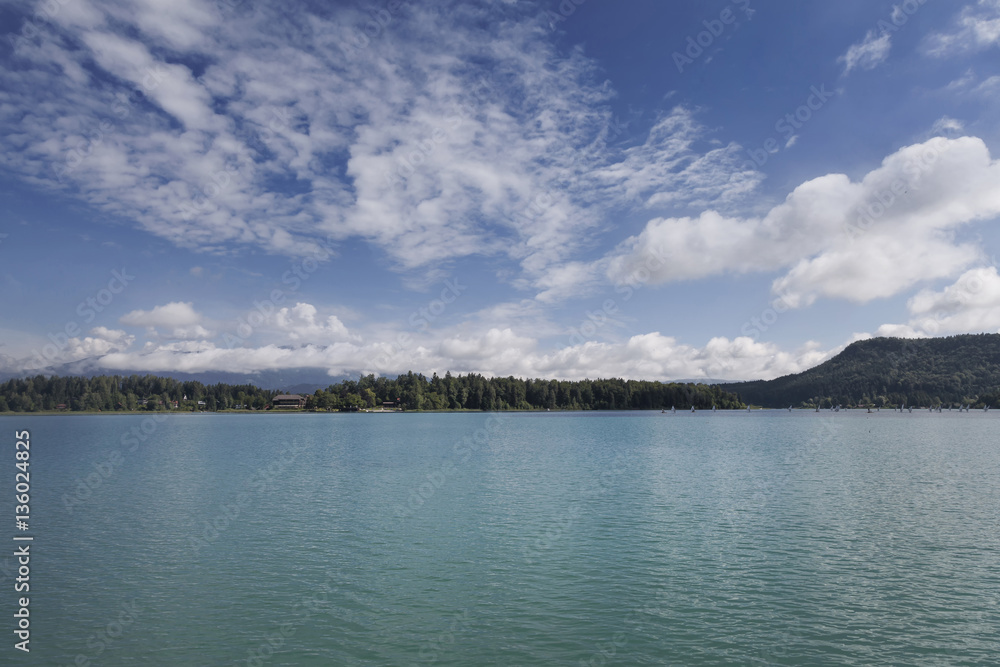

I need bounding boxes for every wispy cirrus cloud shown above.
[924,0,1000,56]
[0,0,757,301]
[839,30,892,75]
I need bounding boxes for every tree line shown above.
[0,375,276,412]
[306,371,744,411]
[0,372,744,412]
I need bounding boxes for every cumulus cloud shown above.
[605,136,1000,308]
[76,324,837,383]
[839,30,892,75]
[120,301,211,339]
[273,303,354,344]
[874,266,1000,337]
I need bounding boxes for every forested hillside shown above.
[720,334,1000,408]
[0,372,744,412]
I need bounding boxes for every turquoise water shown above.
[6,411,999,665]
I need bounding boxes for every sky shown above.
[1,0,999,383]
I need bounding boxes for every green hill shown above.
[720,334,1000,408]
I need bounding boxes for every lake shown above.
[6,411,999,665]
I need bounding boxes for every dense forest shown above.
[721,334,1000,409]
[0,372,744,412]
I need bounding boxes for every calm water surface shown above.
[6,411,999,665]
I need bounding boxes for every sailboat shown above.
[672,406,676,414]
[691,405,696,413]
[788,405,793,412]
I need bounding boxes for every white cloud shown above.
[896,266,1000,335]
[839,30,892,75]
[273,303,355,344]
[606,137,1000,308]
[925,0,1000,56]
[87,328,834,383]
[0,0,760,299]
[120,301,211,339]
[931,116,965,135]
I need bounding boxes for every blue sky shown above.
[1,0,999,382]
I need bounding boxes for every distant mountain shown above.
[720,334,1000,408]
